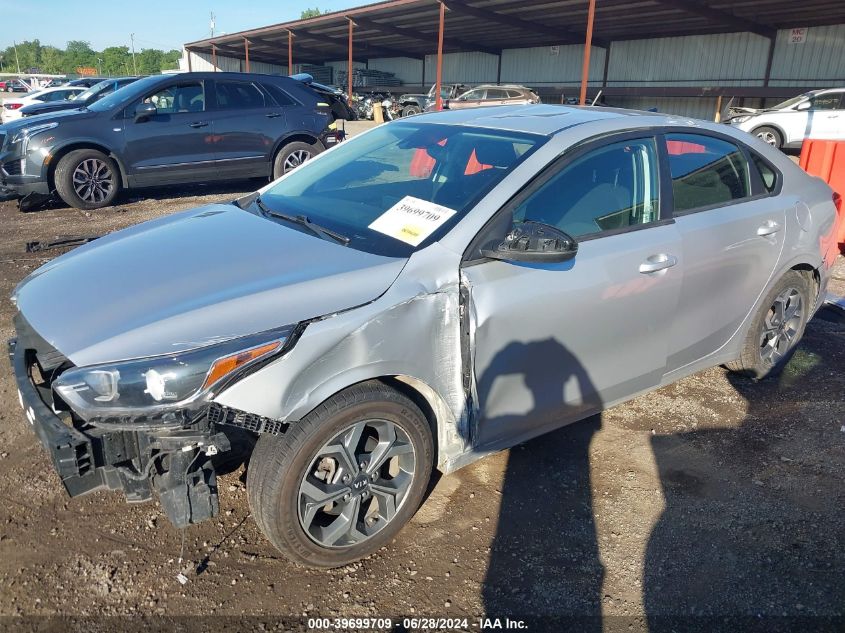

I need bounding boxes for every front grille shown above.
[207,402,288,435]
[2,160,22,176]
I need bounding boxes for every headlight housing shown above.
[53,325,293,425]
[10,121,59,147]
[729,115,751,124]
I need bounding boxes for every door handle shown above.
[639,253,678,274]
[265,112,282,118]
[757,220,781,236]
[188,121,209,128]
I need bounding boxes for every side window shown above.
[665,133,750,213]
[810,93,843,111]
[485,88,508,100]
[513,138,660,238]
[261,83,296,107]
[145,82,205,114]
[461,89,483,101]
[215,81,266,110]
[751,153,778,193]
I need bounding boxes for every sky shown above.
[0,0,366,51]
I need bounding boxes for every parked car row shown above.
[0,72,346,210]
[1,85,87,123]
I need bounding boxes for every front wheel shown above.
[752,125,783,149]
[402,104,422,117]
[272,141,321,180]
[54,149,121,210]
[248,381,434,568]
[726,270,811,379]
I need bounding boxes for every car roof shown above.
[413,104,668,135]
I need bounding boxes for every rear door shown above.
[663,132,788,374]
[482,88,510,107]
[122,79,218,186]
[210,79,284,178]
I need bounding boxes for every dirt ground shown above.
[0,172,843,631]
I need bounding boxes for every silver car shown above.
[9,105,839,568]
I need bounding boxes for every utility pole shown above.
[210,12,216,37]
[130,33,137,75]
[97,57,103,76]
[13,40,21,73]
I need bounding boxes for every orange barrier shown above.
[799,139,845,255]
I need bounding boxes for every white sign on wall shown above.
[789,27,808,44]
[550,45,560,56]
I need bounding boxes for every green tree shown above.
[64,40,97,73]
[101,46,131,76]
[300,7,326,18]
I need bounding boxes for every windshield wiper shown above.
[255,196,350,246]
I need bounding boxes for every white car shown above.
[1,85,86,122]
[728,88,845,149]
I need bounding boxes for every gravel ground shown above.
[0,154,842,631]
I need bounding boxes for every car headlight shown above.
[10,122,59,146]
[729,115,751,124]
[53,325,294,424]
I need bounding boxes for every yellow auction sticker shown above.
[369,196,457,247]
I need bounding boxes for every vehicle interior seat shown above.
[432,140,518,207]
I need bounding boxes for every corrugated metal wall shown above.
[182,49,288,74]
[424,51,499,84]
[607,33,771,87]
[368,57,423,84]
[501,44,605,86]
[769,24,845,86]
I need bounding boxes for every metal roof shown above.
[185,0,845,66]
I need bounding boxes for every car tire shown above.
[272,141,321,180]
[54,149,121,210]
[247,380,434,568]
[402,104,422,117]
[752,126,783,149]
[726,270,812,379]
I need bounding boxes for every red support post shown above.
[579,0,596,105]
[211,44,218,72]
[435,1,445,111]
[347,18,354,105]
[244,38,251,72]
[288,30,293,74]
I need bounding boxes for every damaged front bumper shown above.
[8,333,233,528]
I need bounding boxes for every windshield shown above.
[256,122,545,257]
[771,93,812,110]
[73,80,111,102]
[87,75,158,112]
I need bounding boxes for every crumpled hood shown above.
[14,204,407,366]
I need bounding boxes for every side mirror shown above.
[795,101,811,111]
[481,221,578,264]
[134,102,157,122]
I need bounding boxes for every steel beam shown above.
[652,0,776,38]
[354,16,499,56]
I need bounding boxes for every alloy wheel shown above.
[756,131,778,146]
[759,287,803,365]
[283,149,311,172]
[298,419,416,548]
[72,158,114,204]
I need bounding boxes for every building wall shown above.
[182,49,288,74]
[367,57,423,84]
[769,24,845,86]
[500,44,605,87]
[424,51,499,85]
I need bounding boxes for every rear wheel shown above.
[752,126,783,149]
[248,381,434,568]
[272,141,321,180]
[54,149,121,210]
[726,270,811,379]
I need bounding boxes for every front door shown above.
[662,133,787,374]
[808,92,845,140]
[463,135,683,449]
[122,79,218,187]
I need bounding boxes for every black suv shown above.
[0,72,337,209]
[20,77,140,119]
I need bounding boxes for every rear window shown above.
[665,133,751,213]
[262,83,297,107]
[751,153,778,193]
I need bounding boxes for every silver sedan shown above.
[10,105,840,568]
